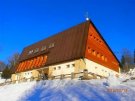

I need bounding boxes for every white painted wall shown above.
[23,71,32,79]
[85,59,119,77]
[52,61,75,76]
[13,58,120,80]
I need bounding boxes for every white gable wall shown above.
[85,58,119,77]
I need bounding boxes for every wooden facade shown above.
[85,23,119,72]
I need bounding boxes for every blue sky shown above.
[0,0,135,62]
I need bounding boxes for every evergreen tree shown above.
[121,55,125,66]
[121,55,126,72]
[1,66,12,79]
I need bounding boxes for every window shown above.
[101,55,104,60]
[72,64,75,67]
[58,66,61,70]
[41,46,46,51]
[54,67,56,70]
[34,48,39,53]
[66,65,70,68]
[28,50,33,55]
[92,50,96,56]
[97,52,100,58]
[105,57,107,62]
[90,34,92,37]
[88,47,91,53]
[49,43,55,48]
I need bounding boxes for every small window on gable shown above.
[99,40,102,43]
[97,52,100,58]
[92,50,96,56]
[105,57,107,62]
[88,47,91,53]
[101,55,104,60]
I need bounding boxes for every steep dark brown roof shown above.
[19,21,90,66]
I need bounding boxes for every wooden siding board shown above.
[85,22,119,72]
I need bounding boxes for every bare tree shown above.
[8,52,20,73]
[121,48,134,72]
[0,61,6,72]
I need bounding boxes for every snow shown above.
[0,74,135,101]
[20,79,135,101]
[0,79,6,83]
[0,81,36,101]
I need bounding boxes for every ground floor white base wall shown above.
[12,58,120,81]
[51,61,75,76]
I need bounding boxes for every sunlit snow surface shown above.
[0,75,135,101]
[0,81,36,101]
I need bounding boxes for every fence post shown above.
[93,73,97,79]
[60,74,64,79]
[71,72,75,79]
[83,69,89,80]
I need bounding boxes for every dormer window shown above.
[28,50,33,55]
[49,43,55,48]
[41,46,46,51]
[34,48,39,53]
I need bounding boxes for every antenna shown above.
[85,12,89,21]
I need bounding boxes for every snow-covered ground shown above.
[0,81,36,101]
[0,79,6,83]
[0,74,135,101]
